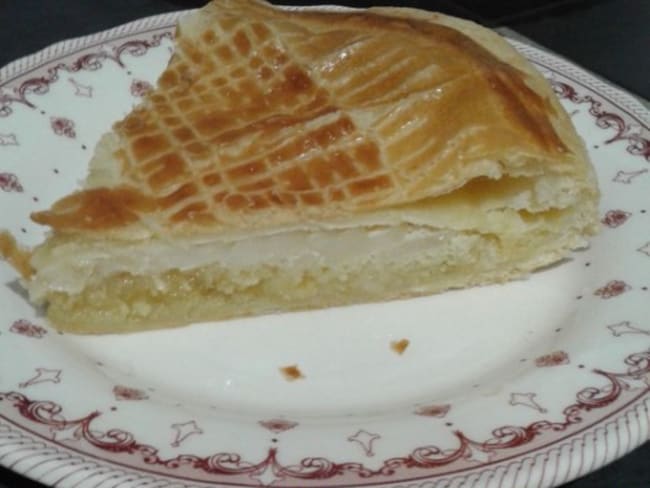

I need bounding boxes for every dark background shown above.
[1,0,648,98]
[0,0,648,487]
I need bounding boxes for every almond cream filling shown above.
[27,225,453,302]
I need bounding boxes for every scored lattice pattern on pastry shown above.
[33,0,567,232]
[117,13,401,226]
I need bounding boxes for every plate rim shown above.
[1,6,649,488]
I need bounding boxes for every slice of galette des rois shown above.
[1,0,599,334]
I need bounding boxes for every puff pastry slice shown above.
[2,0,599,333]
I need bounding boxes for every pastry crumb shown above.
[279,364,304,381]
[390,338,410,355]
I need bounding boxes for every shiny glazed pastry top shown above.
[31,0,590,239]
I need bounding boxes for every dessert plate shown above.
[0,7,648,488]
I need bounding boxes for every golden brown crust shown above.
[31,186,157,231]
[32,0,588,236]
[0,231,34,279]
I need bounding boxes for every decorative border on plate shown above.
[1,8,649,488]
[1,349,649,488]
[0,12,184,83]
[550,80,649,160]
[0,30,174,117]
[508,40,649,126]
[2,398,648,488]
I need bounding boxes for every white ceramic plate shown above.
[1,7,649,488]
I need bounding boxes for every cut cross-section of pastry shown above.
[7,0,599,333]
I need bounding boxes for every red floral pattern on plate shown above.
[414,404,451,418]
[0,172,23,192]
[50,117,76,138]
[9,319,47,338]
[594,280,631,299]
[258,419,299,434]
[130,79,153,97]
[535,351,570,367]
[113,385,149,401]
[601,210,632,228]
